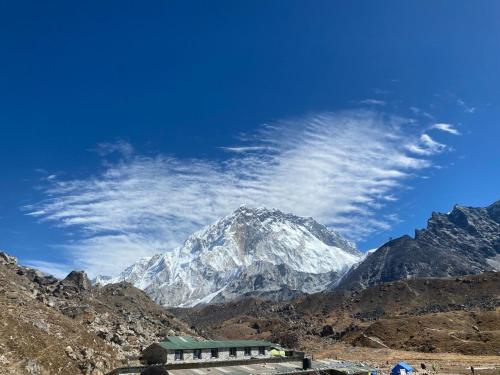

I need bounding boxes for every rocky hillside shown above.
[175,272,500,356]
[338,200,500,291]
[0,252,193,375]
[102,206,362,307]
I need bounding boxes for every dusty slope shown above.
[0,253,117,374]
[0,252,194,375]
[176,273,500,356]
[351,309,500,354]
[316,344,500,375]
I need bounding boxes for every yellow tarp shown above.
[269,348,286,357]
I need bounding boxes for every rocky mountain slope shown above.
[0,252,193,375]
[175,272,500,356]
[338,200,500,291]
[102,206,362,307]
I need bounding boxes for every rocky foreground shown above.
[1,248,500,374]
[0,252,193,375]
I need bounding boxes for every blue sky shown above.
[0,1,499,277]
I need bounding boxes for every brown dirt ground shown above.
[315,343,500,375]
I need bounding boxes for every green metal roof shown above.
[158,336,275,350]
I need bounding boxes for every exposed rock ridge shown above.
[338,200,500,290]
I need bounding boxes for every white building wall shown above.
[166,347,270,364]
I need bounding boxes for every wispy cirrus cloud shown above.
[457,98,476,114]
[220,146,271,153]
[358,99,386,106]
[432,123,460,135]
[27,110,452,276]
[93,140,135,157]
[405,133,447,156]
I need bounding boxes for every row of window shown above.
[174,347,266,360]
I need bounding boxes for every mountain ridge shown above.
[101,206,362,307]
[99,200,500,307]
[337,200,500,290]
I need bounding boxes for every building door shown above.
[175,350,184,360]
[211,348,219,358]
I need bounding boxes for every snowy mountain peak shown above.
[103,207,362,307]
[193,205,358,254]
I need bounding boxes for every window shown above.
[258,346,266,356]
[174,350,183,360]
[194,349,202,359]
[244,347,251,356]
[211,348,219,358]
[229,347,237,357]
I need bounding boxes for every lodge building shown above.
[141,336,276,365]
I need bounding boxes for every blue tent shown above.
[391,362,413,375]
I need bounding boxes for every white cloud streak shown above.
[220,146,271,153]
[27,110,450,276]
[432,123,460,135]
[93,140,135,157]
[405,133,447,156]
[358,99,386,106]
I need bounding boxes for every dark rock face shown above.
[320,324,336,337]
[62,270,92,291]
[487,200,500,223]
[17,267,59,286]
[53,270,93,298]
[338,200,500,290]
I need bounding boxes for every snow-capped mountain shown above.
[100,206,362,307]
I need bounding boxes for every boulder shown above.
[62,271,92,291]
[320,324,335,337]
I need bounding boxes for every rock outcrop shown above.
[0,251,17,266]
